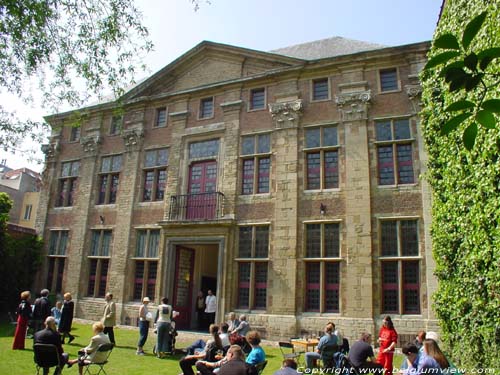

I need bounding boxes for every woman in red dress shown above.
[377,316,398,375]
[12,290,32,350]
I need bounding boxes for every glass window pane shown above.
[61,162,71,177]
[242,159,254,195]
[313,79,329,100]
[306,263,320,311]
[58,231,68,255]
[148,230,160,258]
[305,128,321,148]
[254,226,269,258]
[238,263,251,308]
[71,161,80,176]
[145,150,156,168]
[158,148,169,166]
[98,259,109,297]
[324,223,340,257]
[254,263,267,309]
[401,221,418,256]
[136,231,146,257]
[90,231,100,256]
[251,88,265,110]
[394,119,411,140]
[238,227,252,258]
[189,139,219,159]
[397,144,414,184]
[324,151,339,189]
[101,157,111,173]
[323,127,338,146]
[242,137,255,155]
[134,260,145,300]
[257,157,270,194]
[376,121,392,141]
[257,134,270,154]
[378,145,395,185]
[380,68,398,91]
[306,224,321,258]
[403,261,420,313]
[49,232,58,255]
[381,221,398,256]
[101,231,112,256]
[382,261,399,313]
[111,155,122,171]
[325,262,339,312]
[306,152,321,190]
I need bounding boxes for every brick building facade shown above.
[36,37,437,341]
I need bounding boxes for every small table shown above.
[291,338,319,352]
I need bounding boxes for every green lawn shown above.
[1,320,403,374]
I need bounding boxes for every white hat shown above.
[143,297,151,303]
[425,331,440,343]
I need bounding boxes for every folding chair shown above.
[254,360,268,375]
[34,343,64,375]
[82,343,114,375]
[320,343,339,369]
[8,311,17,335]
[278,341,303,365]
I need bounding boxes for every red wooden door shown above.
[187,161,217,219]
[172,246,195,330]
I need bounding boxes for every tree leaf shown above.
[444,67,466,83]
[476,110,497,129]
[449,73,469,92]
[462,11,487,50]
[439,61,465,78]
[464,74,483,92]
[434,33,461,50]
[441,113,472,135]
[425,51,461,70]
[445,100,475,112]
[463,122,478,150]
[464,53,478,71]
[482,99,500,113]
[478,48,500,70]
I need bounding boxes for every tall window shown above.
[241,133,271,195]
[249,88,265,110]
[312,78,329,101]
[110,115,122,135]
[380,219,420,314]
[47,230,68,294]
[97,155,122,204]
[379,68,399,92]
[154,107,167,128]
[199,97,214,119]
[304,223,340,312]
[143,148,168,201]
[236,225,269,309]
[23,204,33,220]
[375,119,414,186]
[305,126,339,190]
[87,230,112,297]
[132,229,160,300]
[69,126,80,142]
[57,160,80,207]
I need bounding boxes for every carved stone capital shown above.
[80,135,102,156]
[405,84,423,113]
[122,128,144,151]
[269,99,303,129]
[335,90,371,122]
[41,141,60,161]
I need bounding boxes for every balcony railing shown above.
[168,192,225,221]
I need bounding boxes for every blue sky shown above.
[1,0,442,171]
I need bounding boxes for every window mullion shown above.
[249,262,255,309]
[320,261,325,313]
[398,260,403,315]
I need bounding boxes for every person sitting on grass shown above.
[66,322,111,375]
[179,324,223,375]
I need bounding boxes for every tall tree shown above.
[0,0,153,155]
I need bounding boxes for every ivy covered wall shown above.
[421,0,500,369]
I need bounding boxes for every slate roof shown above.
[270,36,386,60]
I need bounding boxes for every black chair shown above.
[254,360,268,375]
[82,343,114,375]
[340,355,360,375]
[320,344,339,369]
[34,343,64,375]
[278,341,302,365]
[341,338,350,354]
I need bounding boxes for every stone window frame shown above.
[142,147,169,202]
[56,159,80,207]
[109,114,123,135]
[310,77,331,102]
[87,229,113,298]
[23,203,33,220]
[303,124,340,191]
[378,217,422,315]
[153,106,168,128]
[303,220,342,313]
[47,229,69,294]
[69,126,81,142]
[378,67,401,93]
[240,132,272,195]
[130,228,161,301]
[235,223,270,311]
[374,116,415,187]
[97,154,122,205]
[198,96,215,120]
[248,87,266,111]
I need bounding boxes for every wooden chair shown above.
[34,343,64,375]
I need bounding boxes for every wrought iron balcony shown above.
[168,192,225,221]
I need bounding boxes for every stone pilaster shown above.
[335,82,374,320]
[268,99,302,316]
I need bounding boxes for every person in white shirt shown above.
[219,323,230,348]
[204,289,216,326]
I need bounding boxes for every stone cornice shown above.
[220,100,243,113]
[268,99,303,129]
[169,110,189,121]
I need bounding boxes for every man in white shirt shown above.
[205,289,216,326]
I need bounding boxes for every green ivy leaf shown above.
[445,100,475,112]
[464,74,483,92]
[463,122,478,150]
[462,11,488,51]
[476,110,496,129]
[464,53,478,71]
[434,33,461,50]
[478,48,500,70]
[425,51,461,70]
[481,99,500,113]
[441,112,472,135]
